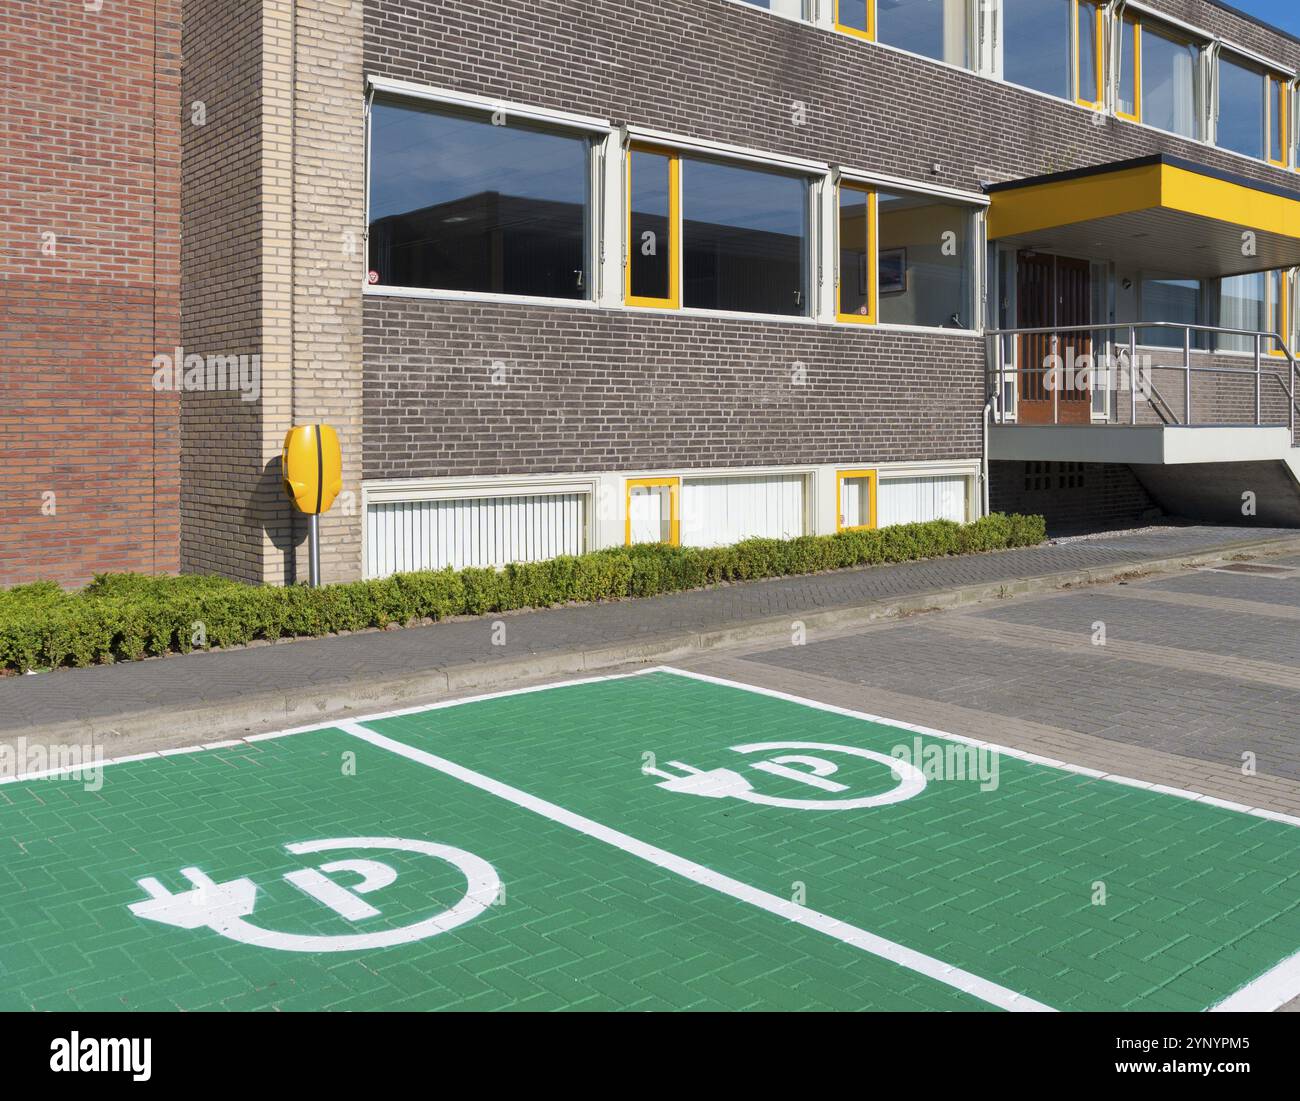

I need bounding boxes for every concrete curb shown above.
[10,532,1300,757]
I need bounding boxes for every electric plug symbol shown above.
[642,760,753,799]
[128,867,258,932]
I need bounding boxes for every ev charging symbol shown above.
[128,836,501,952]
[644,741,926,810]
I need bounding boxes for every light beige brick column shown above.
[263,0,366,584]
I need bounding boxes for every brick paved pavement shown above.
[1,524,1294,735]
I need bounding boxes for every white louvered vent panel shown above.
[680,474,806,548]
[877,475,969,527]
[366,492,587,578]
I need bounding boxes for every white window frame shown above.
[364,76,614,309]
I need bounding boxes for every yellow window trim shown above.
[1117,16,1142,123]
[1267,75,1289,170]
[834,0,874,42]
[625,476,680,546]
[625,144,681,310]
[836,184,878,325]
[835,469,878,532]
[1074,0,1105,110]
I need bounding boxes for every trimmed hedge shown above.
[0,513,1045,673]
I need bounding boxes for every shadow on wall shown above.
[257,455,303,586]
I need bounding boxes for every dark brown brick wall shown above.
[363,300,983,479]
[1,1,181,587]
[990,462,1160,533]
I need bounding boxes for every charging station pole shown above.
[308,513,321,588]
[282,424,342,589]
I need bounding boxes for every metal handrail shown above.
[985,322,1298,435]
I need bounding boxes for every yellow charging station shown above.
[282,425,342,586]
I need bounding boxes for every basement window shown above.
[367,96,594,300]
[626,478,680,545]
[836,469,878,531]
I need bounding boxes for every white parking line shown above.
[337,719,1056,1014]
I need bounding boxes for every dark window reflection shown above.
[1218,56,1265,160]
[878,0,969,68]
[683,158,809,316]
[839,188,871,317]
[629,149,672,302]
[1002,0,1071,101]
[368,97,590,299]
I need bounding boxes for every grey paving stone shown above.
[745,621,1300,781]
[0,524,1292,733]
[971,589,1300,666]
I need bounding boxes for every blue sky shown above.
[1224,1,1300,37]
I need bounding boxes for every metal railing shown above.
[985,322,1298,434]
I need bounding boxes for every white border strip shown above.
[366,75,614,132]
[337,719,1054,1013]
[1209,949,1300,1012]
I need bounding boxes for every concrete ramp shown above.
[1130,453,1300,526]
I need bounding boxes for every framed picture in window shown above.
[880,248,907,295]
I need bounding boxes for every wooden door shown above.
[1016,253,1093,425]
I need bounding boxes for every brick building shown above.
[1,1,181,587]
[7,1,1300,588]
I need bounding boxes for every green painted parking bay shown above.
[355,669,1300,1012]
[0,726,990,1011]
[2,669,1297,1011]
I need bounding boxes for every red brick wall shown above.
[0,0,181,588]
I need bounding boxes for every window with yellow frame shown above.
[837,184,876,324]
[626,145,680,309]
[1267,74,1290,169]
[626,477,680,545]
[834,0,873,41]
[1073,1,1104,109]
[836,469,877,532]
[1116,13,1142,121]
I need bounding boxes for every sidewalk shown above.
[4,524,1299,747]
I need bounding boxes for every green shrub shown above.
[0,513,1044,672]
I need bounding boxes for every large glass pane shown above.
[1001,0,1071,101]
[1218,55,1266,160]
[1117,17,1138,116]
[1076,1,1101,104]
[876,191,971,328]
[878,0,970,67]
[368,97,591,298]
[1215,273,1267,353]
[836,0,869,35]
[838,187,871,319]
[629,149,673,303]
[1142,26,1201,139]
[682,159,809,316]
[1140,276,1201,348]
